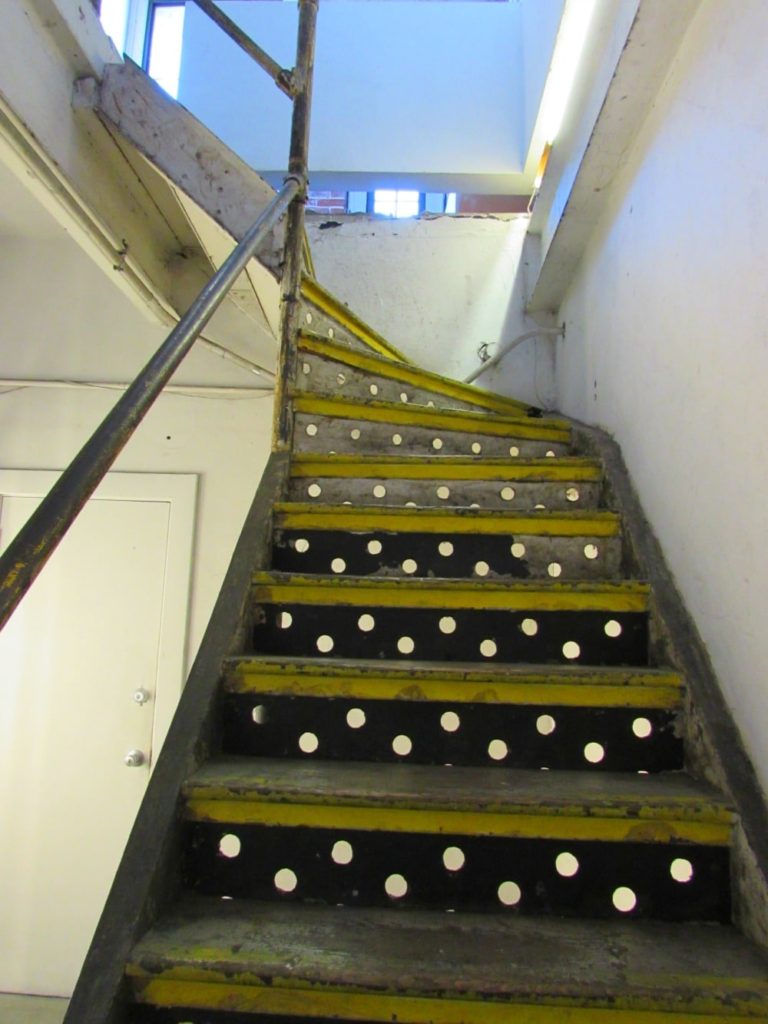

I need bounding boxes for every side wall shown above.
[551,0,768,789]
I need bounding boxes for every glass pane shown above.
[373,190,398,217]
[373,190,420,219]
[99,0,129,53]
[148,4,186,99]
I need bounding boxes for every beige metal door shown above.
[0,471,195,996]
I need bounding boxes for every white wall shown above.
[178,1,552,194]
[0,234,273,659]
[307,213,555,408]
[0,206,273,998]
[551,0,768,788]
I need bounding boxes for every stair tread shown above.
[297,330,540,418]
[301,277,412,365]
[293,393,570,437]
[128,896,768,1013]
[252,571,649,611]
[224,657,682,709]
[184,757,730,823]
[274,502,620,534]
[225,654,681,686]
[290,454,601,479]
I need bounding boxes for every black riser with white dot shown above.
[252,604,647,667]
[294,414,570,460]
[287,477,601,511]
[272,529,622,581]
[185,824,729,922]
[221,695,681,772]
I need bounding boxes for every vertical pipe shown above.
[273,0,318,450]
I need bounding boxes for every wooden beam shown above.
[84,59,277,248]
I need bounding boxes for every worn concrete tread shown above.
[222,657,682,708]
[301,277,412,364]
[127,897,768,1016]
[224,655,682,689]
[292,393,570,438]
[296,331,540,417]
[183,757,730,823]
[251,572,649,611]
[273,502,621,535]
[289,454,602,480]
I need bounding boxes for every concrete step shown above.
[127,897,768,1019]
[296,331,540,416]
[220,657,684,772]
[272,503,623,580]
[288,454,604,511]
[300,277,412,364]
[250,572,650,668]
[179,758,730,919]
[292,394,571,458]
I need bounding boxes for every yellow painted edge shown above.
[301,278,411,364]
[301,232,316,279]
[289,458,603,481]
[297,333,535,416]
[129,978,768,1022]
[226,674,681,709]
[293,394,571,441]
[251,574,650,612]
[227,660,683,689]
[184,800,731,844]
[274,507,621,537]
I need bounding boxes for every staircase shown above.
[97,282,768,1024]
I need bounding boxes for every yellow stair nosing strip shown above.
[297,331,538,417]
[300,278,411,364]
[183,799,731,845]
[292,394,571,440]
[250,574,650,612]
[225,658,683,689]
[273,504,621,537]
[129,977,768,1023]
[224,675,681,710]
[289,456,603,482]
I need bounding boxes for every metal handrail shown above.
[464,326,565,384]
[274,0,318,448]
[189,0,297,98]
[0,178,300,632]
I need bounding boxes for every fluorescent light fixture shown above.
[537,0,597,146]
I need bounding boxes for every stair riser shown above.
[183,823,729,922]
[294,414,570,460]
[221,695,682,771]
[301,302,375,356]
[252,605,648,667]
[298,354,486,412]
[272,529,622,580]
[287,477,601,511]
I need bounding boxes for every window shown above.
[99,0,130,53]
[143,1,186,98]
[308,191,460,218]
[372,190,421,218]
